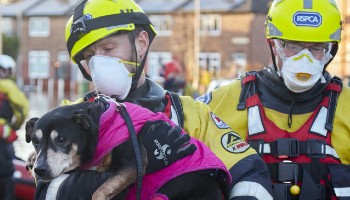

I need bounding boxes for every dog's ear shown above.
[25,117,39,143]
[72,109,92,130]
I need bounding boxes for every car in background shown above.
[13,158,36,200]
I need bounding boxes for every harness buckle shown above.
[278,161,299,183]
[306,139,326,159]
[274,138,299,158]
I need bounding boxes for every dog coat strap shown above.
[45,174,70,200]
[116,104,143,200]
[150,193,169,200]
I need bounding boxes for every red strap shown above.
[242,75,256,85]
[164,94,172,118]
[87,97,95,102]
[6,130,17,142]
[326,83,342,93]
[0,125,17,143]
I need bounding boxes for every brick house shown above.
[1,0,348,95]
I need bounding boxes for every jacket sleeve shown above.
[180,96,273,200]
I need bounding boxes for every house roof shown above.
[0,0,270,18]
[138,0,190,13]
[179,0,248,13]
[0,0,40,17]
[23,0,78,16]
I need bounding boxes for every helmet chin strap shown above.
[268,39,280,76]
[77,62,92,81]
[129,27,155,92]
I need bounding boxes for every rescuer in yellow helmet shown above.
[28,0,273,199]
[0,54,29,199]
[195,0,350,199]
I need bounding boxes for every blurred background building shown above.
[0,0,349,97]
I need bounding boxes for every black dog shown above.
[25,99,229,200]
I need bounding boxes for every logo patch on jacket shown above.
[195,92,212,104]
[293,12,322,27]
[210,112,229,129]
[221,132,250,153]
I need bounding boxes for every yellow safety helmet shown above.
[65,0,156,80]
[266,0,342,43]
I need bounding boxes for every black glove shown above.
[139,120,197,174]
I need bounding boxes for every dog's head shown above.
[25,101,105,181]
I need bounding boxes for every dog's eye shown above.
[56,136,67,144]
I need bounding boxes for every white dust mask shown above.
[88,55,137,100]
[274,39,331,93]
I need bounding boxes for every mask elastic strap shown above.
[118,59,138,77]
[271,39,287,76]
[273,39,286,60]
[316,43,333,84]
[119,60,140,67]
[322,43,334,66]
[323,43,338,72]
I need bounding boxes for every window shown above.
[199,52,221,73]
[29,17,50,37]
[149,15,172,36]
[29,51,50,79]
[200,15,221,36]
[1,17,13,35]
[147,52,172,82]
[55,51,71,79]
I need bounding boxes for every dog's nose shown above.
[34,167,48,177]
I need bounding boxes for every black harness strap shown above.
[267,162,328,183]
[248,139,337,160]
[269,162,328,200]
[325,76,342,132]
[167,91,184,128]
[237,72,257,110]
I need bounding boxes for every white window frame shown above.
[147,52,173,83]
[28,51,50,79]
[149,15,173,36]
[200,15,221,36]
[29,17,50,37]
[1,17,13,35]
[199,52,221,73]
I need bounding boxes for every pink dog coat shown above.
[83,100,231,199]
